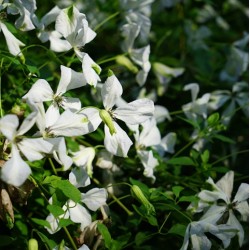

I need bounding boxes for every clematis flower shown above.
[180,220,237,250]
[182,83,210,121]
[0,22,25,57]
[81,188,108,211]
[55,5,96,56]
[71,145,96,177]
[0,109,53,186]
[188,171,249,247]
[23,65,86,112]
[208,81,248,125]
[80,72,154,157]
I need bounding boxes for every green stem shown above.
[211,149,249,166]
[158,212,171,233]
[97,53,127,65]
[155,203,192,222]
[48,158,57,175]
[94,11,120,31]
[169,110,184,116]
[63,227,78,250]
[0,58,3,118]
[172,138,196,158]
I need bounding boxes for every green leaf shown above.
[167,157,196,166]
[168,224,187,237]
[178,196,199,203]
[42,175,61,185]
[47,204,65,217]
[31,218,51,228]
[58,218,74,228]
[213,134,235,144]
[56,180,81,203]
[0,236,16,246]
[172,186,184,198]
[207,113,220,126]
[135,232,152,246]
[97,223,112,249]
[35,230,57,249]
[201,150,210,163]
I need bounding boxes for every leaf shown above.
[97,223,112,249]
[168,224,187,237]
[135,232,152,246]
[0,236,16,246]
[47,204,65,217]
[31,218,51,228]
[35,230,57,249]
[172,186,184,198]
[213,134,235,144]
[58,218,74,228]
[201,150,210,163]
[167,157,196,166]
[56,180,81,203]
[178,196,199,203]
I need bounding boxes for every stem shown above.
[211,149,249,166]
[63,227,78,250]
[0,58,4,118]
[97,53,127,65]
[158,212,171,233]
[94,12,120,31]
[172,138,196,158]
[48,158,57,175]
[169,110,184,116]
[155,203,192,222]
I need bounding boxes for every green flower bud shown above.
[28,238,38,250]
[131,185,155,215]
[99,109,116,135]
[116,55,138,73]
[92,64,101,75]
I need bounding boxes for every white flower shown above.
[7,0,39,31]
[80,73,154,157]
[81,188,108,211]
[152,62,185,96]
[0,109,52,186]
[0,22,25,57]
[208,81,248,125]
[189,171,249,247]
[69,167,90,188]
[23,65,86,112]
[55,5,96,53]
[180,220,237,250]
[71,145,96,177]
[182,83,210,121]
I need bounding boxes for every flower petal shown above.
[23,79,54,103]
[216,170,234,201]
[1,145,31,186]
[0,114,19,141]
[69,167,90,188]
[104,122,133,157]
[115,98,154,125]
[81,188,107,211]
[102,74,123,110]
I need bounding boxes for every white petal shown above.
[61,97,81,111]
[56,65,87,95]
[104,122,133,157]
[45,104,60,129]
[121,22,140,51]
[0,114,19,141]
[96,150,114,169]
[1,145,31,186]
[48,31,72,52]
[17,108,37,136]
[154,105,172,123]
[82,53,101,87]
[49,109,89,137]
[184,83,200,102]
[22,79,53,102]
[81,188,107,211]
[69,167,90,188]
[72,146,95,168]
[67,200,92,230]
[46,137,73,171]
[235,201,249,221]
[102,74,123,110]
[139,118,161,147]
[216,171,234,201]
[233,183,249,203]
[115,99,154,125]
[0,23,25,57]
[18,138,53,161]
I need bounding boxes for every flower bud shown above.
[99,109,116,135]
[116,55,138,73]
[28,238,38,250]
[131,185,155,215]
